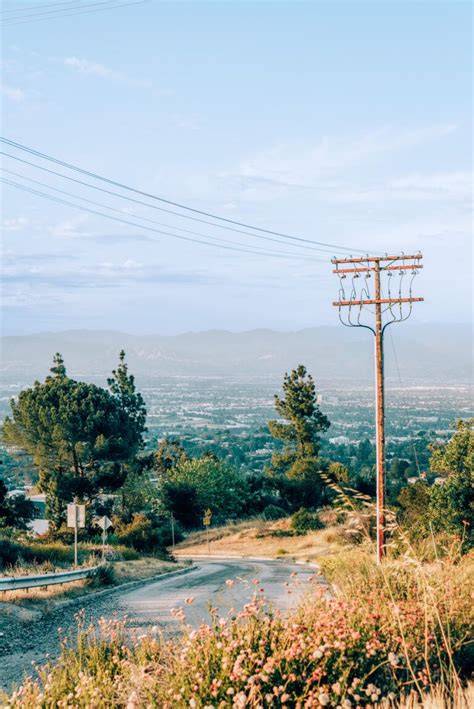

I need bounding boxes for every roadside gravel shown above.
[0,565,193,693]
[0,557,324,695]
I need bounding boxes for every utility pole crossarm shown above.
[331,253,422,264]
[333,297,424,307]
[333,264,423,274]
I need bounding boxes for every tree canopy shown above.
[267,365,330,480]
[0,480,35,530]
[428,419,473,545]
[2,353,146,527]
[164,456,248,523]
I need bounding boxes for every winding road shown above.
[0,557,325,693]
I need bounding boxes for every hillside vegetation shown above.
[3,538,472,708]
[1,354,472,707]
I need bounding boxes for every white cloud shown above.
[1,83,25,102]
[64,56,151,88]
[1,217,30,231]
[50,214,92,238]
[64,56,120,79]
[224,124,458,191]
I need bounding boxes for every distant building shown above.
[7,489,49,535]
[329,435,350,445]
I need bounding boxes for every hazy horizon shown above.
[1,323,471,386]
[1,320,472,339]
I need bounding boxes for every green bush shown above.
[290,507,324,534]
[0,537,25,569]
[27,541,75,564]
[87,563,116,587]
[262,504,286,520]
[101,544,140,561]
[115,514,171,556]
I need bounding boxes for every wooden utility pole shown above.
[332,253,423,563]
[373,260,385,563]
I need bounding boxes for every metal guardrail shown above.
[0,565,100,592]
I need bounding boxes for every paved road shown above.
[0,557,324,693]
[121,557,320,634]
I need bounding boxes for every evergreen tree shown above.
[0,480,35,530]
[2,353,147,528]
[267,365,330,479]
[107,350,147,448]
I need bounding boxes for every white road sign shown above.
[97,515,112,531]
[67,503,86,529]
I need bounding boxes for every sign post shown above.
[170,512,175,550]
[97,516,113,560]
[203,508,212,554]
[67,502,86,567]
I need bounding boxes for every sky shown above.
[1,0,472,336]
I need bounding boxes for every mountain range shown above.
[0,324,471,384]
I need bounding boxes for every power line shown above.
[1,168,322,260]
[0,137,368,254]
[0,152,334,254]
[386,327,422,476]
[2,0,146,25]
[1,1,78,15]
[1,0,114,19]
[1,177,323,261]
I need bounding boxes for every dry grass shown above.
[175,516,346,561]
[3,546,472,707]
[398,684,474,707]
[0,558,182,608]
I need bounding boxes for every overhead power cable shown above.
[1,168,322,259]
[1,177,325,261]
[0,1,78,14]
[0,137,367,254]
[2,0,114,19]
[1,0,146,25]
[0,153,334,254]
[386,327,422,476]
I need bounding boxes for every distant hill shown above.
[0,324,471,384]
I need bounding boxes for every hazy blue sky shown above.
[1,0,472,335]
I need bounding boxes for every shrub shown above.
[256,529,296,539]
[290,507,324,533]
[262,504,286,520]
[115,514,171,556]
[101,544,140,561]
[161,481,202,529]
[0,537,25,569]
[0,537,114,571]
[87,563,116,587]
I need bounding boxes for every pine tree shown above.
[107,350,147,448]
[267,365,330,481]
[49,352,67,378]
[2,353,147,528]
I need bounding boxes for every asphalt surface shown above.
[0,557,323,694]
[121,557,319,632]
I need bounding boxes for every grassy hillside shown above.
[3,527,473,708]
